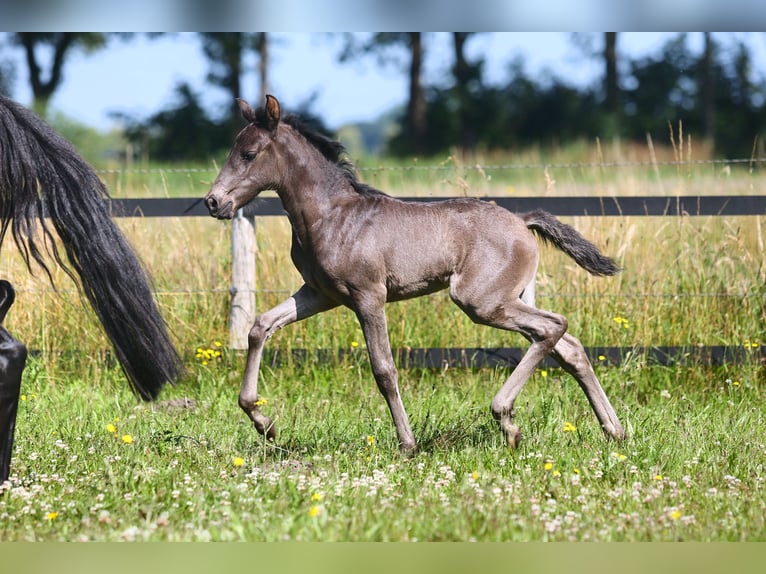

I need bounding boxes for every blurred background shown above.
[1,32,766,164]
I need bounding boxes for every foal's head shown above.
[205,95,284,219]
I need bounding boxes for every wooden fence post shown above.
[229,210,256,349]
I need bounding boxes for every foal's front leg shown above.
[239,284,337,440]
[353,293,416,454]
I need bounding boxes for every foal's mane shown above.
[253,106,386,198]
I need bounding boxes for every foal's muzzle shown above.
[205,194,234,219]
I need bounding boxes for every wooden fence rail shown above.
[108,195,766,218]
[108,195,764,365]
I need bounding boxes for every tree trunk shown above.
[225,34,243,120]
[19,32,75,116]
[702,32,715,146]
[406,32,426,154]
[604,32,618,113]
[257,33,269,102]
[453,32,475,153]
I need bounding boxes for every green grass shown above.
[1,354,764,541]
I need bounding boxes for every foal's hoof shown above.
[399,442,418,459]
[501,423,522,449]
[253,414,277,441]
[604,422,626,442]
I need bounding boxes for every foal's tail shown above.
[522,209,620,277]
[0,95,183,400]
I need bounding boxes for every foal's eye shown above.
[241,151,256,162]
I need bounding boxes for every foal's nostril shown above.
[205,196,218,214]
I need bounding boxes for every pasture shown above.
[0,145,764,541]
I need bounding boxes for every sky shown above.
[4,32,766,132]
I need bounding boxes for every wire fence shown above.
[92,156,766,175]
[14,158,764,366]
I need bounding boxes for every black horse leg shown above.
[0,280,27,484]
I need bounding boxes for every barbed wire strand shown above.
[7,287,761,299]
[93,157,766,176]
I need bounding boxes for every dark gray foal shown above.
[206,95,625,452]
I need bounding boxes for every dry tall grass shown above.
[1,145,763,374]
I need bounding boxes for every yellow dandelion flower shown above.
[255,398,268,407]
[21,395,27,401]
[311,492,323,502]
[573,468,580,474]
[471,471,479,481]
[612,452,627,461]
[233,457,245,467]
[563,421,577,433]
[46,512,59,521]
[553,470,561,477]
[598,355,606,361]
[544,461,553,471]
[121,434,134,444]
[366,435,376,445]
[613,316,630,329]
[309,505,321,517]
[654,474,663,481]
[214,341,223,347]
[350,341,360,348]
[106,423,117,434]
[540,370,548,378]
[670,510,682,520]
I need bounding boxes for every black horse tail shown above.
[522,209,621,277]
[0,95,183,400]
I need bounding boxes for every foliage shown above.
[7,33,113,115]
[116,83,235,162]
[389,34,766,159]
[3,32,766,161]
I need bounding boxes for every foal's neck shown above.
[276,131,357,240]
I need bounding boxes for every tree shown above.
[118,82,231,161]
[452,32,484,153]
[256,33,269,102]
[604,33,619,114]
[338,33,427,154]
[405,33,426,154]
[0,35,15,96]
[701,32,715,144]
[10,33,110,115]
[200,32,269,122]
[569,33,623,136]
[620,33,766,158]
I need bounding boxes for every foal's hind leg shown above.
[484,302,568,448]
[239,284,338,440]
[0,281,28,485]
[550,333,625,440]
[453,287,567,447]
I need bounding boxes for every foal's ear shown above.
[264,94,281,132]
[236,98,257,124]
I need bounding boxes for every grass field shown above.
[0,142,764,541]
